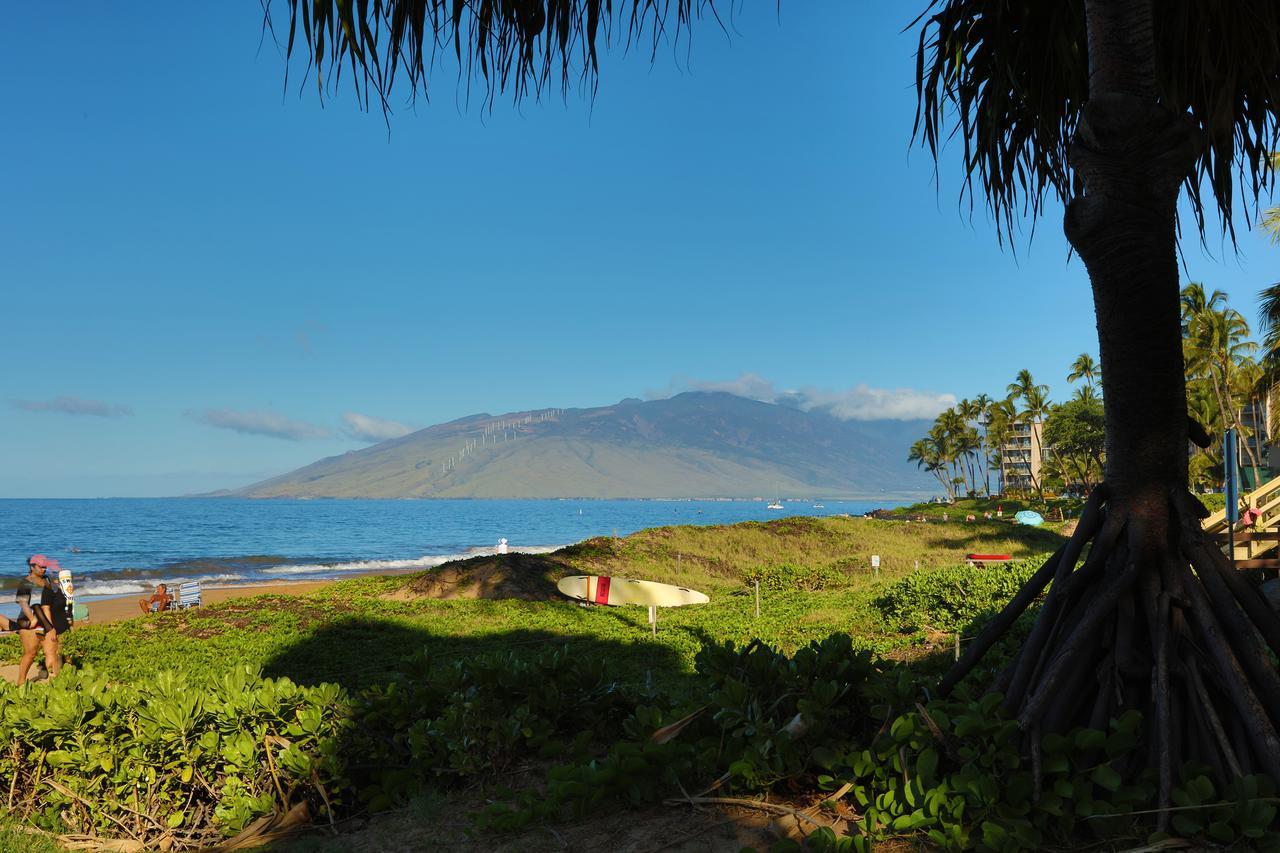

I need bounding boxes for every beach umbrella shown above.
[1013,510,1044,526]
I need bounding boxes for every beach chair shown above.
[172,580,203,610]
[72,603,89,624]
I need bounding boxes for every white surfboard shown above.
[556,575,709,607]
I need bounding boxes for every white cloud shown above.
[342,412,413,443]
[661,373,955,421]
[12,395,132,417]
[188,409,332,441]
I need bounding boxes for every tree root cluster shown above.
[941,484,1280,830]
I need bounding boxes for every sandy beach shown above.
[79,579,340,625]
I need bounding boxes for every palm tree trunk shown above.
[1068,0,1190,519]
[940,0,1280,816]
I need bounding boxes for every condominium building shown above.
[1000,420,1044,492]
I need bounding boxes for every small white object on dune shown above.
[497,538,509,554]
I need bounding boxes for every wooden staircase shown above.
[1202,473,1280,570]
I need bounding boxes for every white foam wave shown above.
[78,573,245,597]
[259,546,562,577]
[76,581,151,597]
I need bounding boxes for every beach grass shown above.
[1,515,1062,696]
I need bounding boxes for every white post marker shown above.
[871,555,881,578]
[754,580,761,618]
[648,605,657,637]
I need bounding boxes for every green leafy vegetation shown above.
[874,558,1043,636]
[0,666,347,848]
[2,516,1275,849]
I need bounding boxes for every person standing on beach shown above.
[13,555,68,685]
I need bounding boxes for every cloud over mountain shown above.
[188,409,332,441]
[12,395,133,417]
[657,374,955,421]
[342,412,413,443]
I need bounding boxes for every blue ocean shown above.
[0,498,904,614]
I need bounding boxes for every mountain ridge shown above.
[226,392,938,499]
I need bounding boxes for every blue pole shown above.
[1225,428,1239,524]
[1226,428,1239,570]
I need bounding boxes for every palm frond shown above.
[1258,281,1280,354]
[262,0,723,111]
[914,0,1280,244]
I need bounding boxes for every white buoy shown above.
[497,538,509,554]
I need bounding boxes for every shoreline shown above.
[76,576,364,626]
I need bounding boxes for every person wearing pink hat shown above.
[9,554,68,684]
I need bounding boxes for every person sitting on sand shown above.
[139,583,173,614]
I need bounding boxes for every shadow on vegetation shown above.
[262,615,694,692]
[929,527,1066,552]
[258,614,700,844]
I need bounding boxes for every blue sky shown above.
[2,3,1276,497]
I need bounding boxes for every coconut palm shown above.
[971,392,994,494]
[956,397,987,495]
[1015,385,1052,502]
[1067,353,1098,389]
[1072,385,1099,404]
[273,0,1280,802]
[909,437,953,498]
[933,408,972,494]
[1257,280,1280,357]
[1183,288,1264,480]
[1232,356,1269,488]
[1006,369,1048,407]
[984,397,1018,495]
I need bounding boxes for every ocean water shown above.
[0,497,904,613]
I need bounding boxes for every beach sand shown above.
[82,580,339,625]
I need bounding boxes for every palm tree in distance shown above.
[272,0,1280,808]
[956,397,987,496]
[909,437,953,498]
[971,392,993,495]
[1067,353,1098,390]
[1072,385,1100,404]
[1183,286,1263,481]
[1018,384,1052,502]
[1006,369,1047,408]
[984,396,1017,497]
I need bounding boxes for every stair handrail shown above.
[1202,472,1280,533]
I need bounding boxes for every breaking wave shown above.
[60,546,564,598]
[258,546,561,577]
